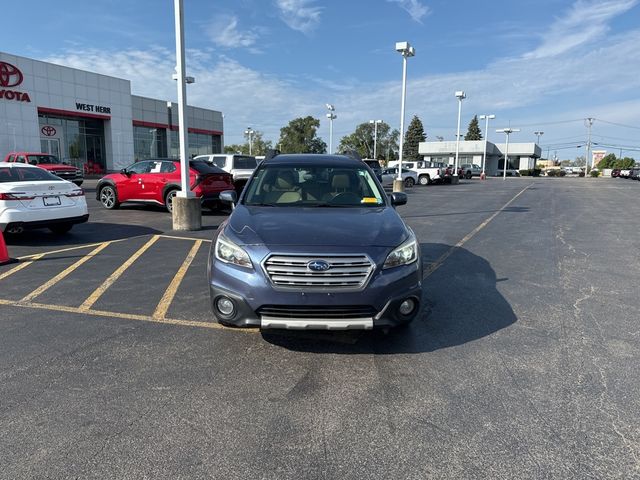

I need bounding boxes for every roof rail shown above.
[343,150,362,161]
[264,149,280,162]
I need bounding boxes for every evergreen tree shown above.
[402,115,426,161]
[464,115,482,140]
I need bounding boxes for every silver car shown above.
[380,167,417,188]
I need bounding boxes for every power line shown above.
[594,118,640,131]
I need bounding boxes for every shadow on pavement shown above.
[5,222,162,246]
[261,243,516,354]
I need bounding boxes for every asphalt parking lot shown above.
[1,177,639,479]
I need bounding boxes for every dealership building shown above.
[0,52,224,173]
[419,140,542,174]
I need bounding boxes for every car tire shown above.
[165,189,178,213]
[49,224,73,234]
[418,175,430,186]
[465,172,472,179]
[404,177,415,188]
[99,185,120,209]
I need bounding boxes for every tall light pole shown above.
[369,119,382,160]
[534,131,544,170]
[326,104,336,154]
[479,114,495,179]
[244,127,254,155]
[172,0,200,230]
[585,117,594,177]
[395,41,415,191]
[497,127,520,179]
[453,91,466,182]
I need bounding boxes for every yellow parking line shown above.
[0,253,45,281]
[19,242,112,303]
[158,234,212,243]
[0,298,256,333]
[78,235,160,311]
[16,235,148,260]
[153,240,202,320]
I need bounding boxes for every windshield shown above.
[27,154,60,165]
[0,166,62,182]
[244,164,385,207]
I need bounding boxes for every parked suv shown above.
[193,154,258,190]
[4,152,84,186]
[208,153,422,330]
[96,158,233,212]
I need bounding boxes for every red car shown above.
[96,158,233,212]
[4,152,84,186]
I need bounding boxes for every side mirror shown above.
[120,168,131,176]
[389,192,407,206]
[220,190,237,206]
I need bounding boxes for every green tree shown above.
[597,153,617,169]
[337,121,396,160]
[278,116,327,154]
[464,115,482,140]
[402,115,426,161]
[223,130,272,155]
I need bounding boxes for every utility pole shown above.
[585,117,594,177]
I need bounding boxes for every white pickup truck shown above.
[388,160,444,185]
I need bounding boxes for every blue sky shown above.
[4,0,640,159]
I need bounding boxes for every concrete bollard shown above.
[392,179,405,193]
[172,196,202,231]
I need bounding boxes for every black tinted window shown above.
[234,156,258,169]
[0,166,61,182]
[189,160,227,175]
[27,155,59,165]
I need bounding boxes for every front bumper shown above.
[208,256,422,330]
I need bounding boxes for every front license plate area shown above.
[43,196,61,206]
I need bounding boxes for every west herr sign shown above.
[0,61,31,103]
[76,102,111,114]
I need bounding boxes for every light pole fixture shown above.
[326,104,336,154]
[453,91,466,181]
[533,131,544,171]
[395,41,415,190]
[479,114,495,178]
[496,127,520,179]
[369,119,383,160]
[244,127,255,155]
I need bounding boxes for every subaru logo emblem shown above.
[307,260,330,272]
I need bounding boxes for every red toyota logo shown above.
[41,126,57,137]
[0,62,23,88]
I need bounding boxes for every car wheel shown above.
[418,175,430,186]
[49,224,73,234]
[404,177,415,188]
[165,189,178,213]
[465,172,472,179]
[99,185,120,209]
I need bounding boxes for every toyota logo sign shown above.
[0,62,23,88]
[41,126,57,137]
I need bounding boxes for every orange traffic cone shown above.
[0,230,18,266]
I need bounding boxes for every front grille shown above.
[55,171,76,179]
[263,254,374,290]
[258,305,377,319]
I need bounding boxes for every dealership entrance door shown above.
[40,138,61,158]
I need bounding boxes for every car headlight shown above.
[383,233,418,269]
[215,233,253,269]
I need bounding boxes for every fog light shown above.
[399,298,416,316]
[216,297,235,317]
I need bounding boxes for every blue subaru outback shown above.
[207,153,422,330]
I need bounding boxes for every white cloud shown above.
[525,0,638,59]
[206,14,261,50]
[387,0,431,23]
[275,0,322,34]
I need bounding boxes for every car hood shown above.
[227,205,409,248]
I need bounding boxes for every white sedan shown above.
[0,162,89,234]
[380,167,417,188]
